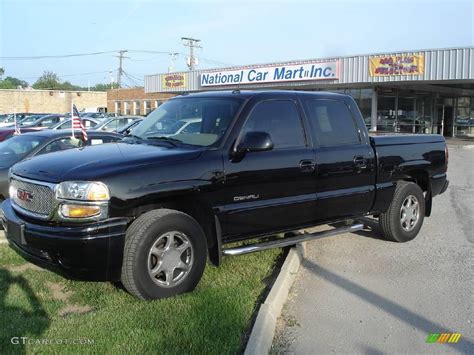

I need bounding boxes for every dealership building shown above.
[144,46,474,137]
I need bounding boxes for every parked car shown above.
[49,117,101,130]
[21,114,66,128]
[93,116,141,132]
[116,118,143,135]
[151,118,202,136]
[0,113,50,127]
[0,127,42,142]
[0,130,123,201]
[1,90,449,300]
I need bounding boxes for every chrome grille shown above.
[11,177,55,218]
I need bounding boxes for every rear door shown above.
[220,98,317,239]
[303,98,375,222]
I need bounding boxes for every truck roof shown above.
[174,90,349,100]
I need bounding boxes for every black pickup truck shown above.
[1,90,449,300]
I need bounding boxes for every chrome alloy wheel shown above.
[147,231,193,288]
[400,195,420,232]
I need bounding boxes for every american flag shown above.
[72,104,88,141]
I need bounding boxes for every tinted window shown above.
[241,100,305,149]
[305,99,360,146]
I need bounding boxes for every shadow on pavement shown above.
[303,259,474,353]
[0,268,49,353]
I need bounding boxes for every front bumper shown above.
[1,199,128,281]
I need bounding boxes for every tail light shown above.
[445,145,449,170]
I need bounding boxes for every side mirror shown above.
[235,131,274,157]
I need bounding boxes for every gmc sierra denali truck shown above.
[1,90,449,300]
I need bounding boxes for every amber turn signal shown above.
[60,204,101,218]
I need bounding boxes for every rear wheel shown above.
[121,209,207,300]
[379,181,425,242]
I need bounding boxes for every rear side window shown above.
[241,100,306,149]
[305,99,360,146]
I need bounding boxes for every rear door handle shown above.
[353,156,367,169]
[299,159,316,173]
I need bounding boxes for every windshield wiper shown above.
[145,136,182,147]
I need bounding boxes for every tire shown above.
[379,181,425,242]
[121,209,207,300]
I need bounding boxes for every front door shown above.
[219,99,317,240]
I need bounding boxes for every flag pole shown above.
[71,100,74,138]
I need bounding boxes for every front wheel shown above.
[379,181,425,242]
[121,209,208,300]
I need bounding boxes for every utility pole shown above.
[115,50,129,87]
[168,53,179,73]
[181,37,201,71]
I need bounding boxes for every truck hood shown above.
[12,142,203,183]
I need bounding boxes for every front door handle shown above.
[353,156,368,169]
[299,159,316,173]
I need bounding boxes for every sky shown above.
[0,0,473,87]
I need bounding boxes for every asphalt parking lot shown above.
[273,145,473,353]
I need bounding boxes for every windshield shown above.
[132,97,243,147]
[0,134,47,166]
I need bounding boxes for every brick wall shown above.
[107,88,175,115]
[0,89,107,114]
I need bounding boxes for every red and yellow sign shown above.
[369,54,424,76]
[162,73,187,88]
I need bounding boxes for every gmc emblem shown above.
[17,188,33,202]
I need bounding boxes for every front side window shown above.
[133,97,243,147]
[305,99,360,146]
[241,100,306,149]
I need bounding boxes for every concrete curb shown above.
[447,144,474,150]
[245,242,306,355]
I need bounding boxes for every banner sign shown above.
[162,73,187,88]
[200,61,339,87]
[369,54,424,76]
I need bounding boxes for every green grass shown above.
[0,244,282,354]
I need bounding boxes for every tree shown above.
[0,79,15,89]
[4,76,28,88]
[33,71,62,89]
[90,83,117,91]
[0,67,4,80]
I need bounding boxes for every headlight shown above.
[56,181,110,201]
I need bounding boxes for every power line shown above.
[0,50,118,60]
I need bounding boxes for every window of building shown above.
[124,102,131,115]
[155,100,162,109]
[144,101,152,115]
[397,96,416,133]
[134,101,141,115]
[377,95,397,132]
[455,97,473,136]
[241,100,306,149]
[305,99,360,146]
[115,101,121,115]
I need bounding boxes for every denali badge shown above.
[17,188,33,202]
[233,194,260,202]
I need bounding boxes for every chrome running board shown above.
[222,223,364,256]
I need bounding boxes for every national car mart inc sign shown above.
[200,61,339,87]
